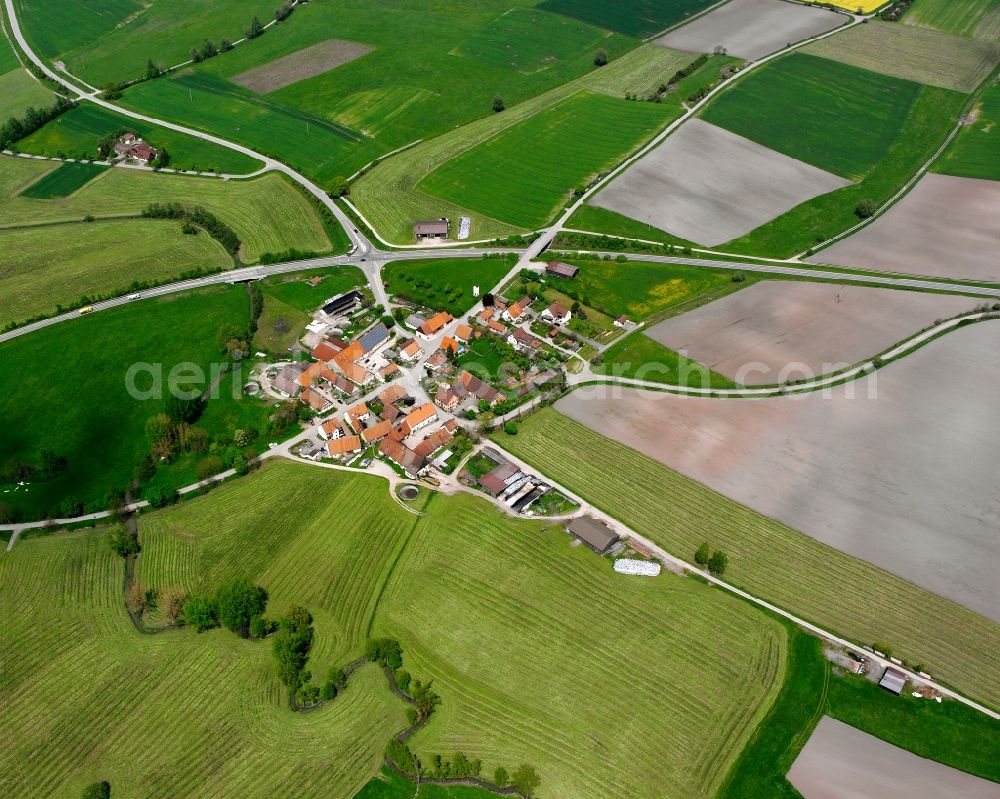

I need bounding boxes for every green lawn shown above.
[0,158,332,263]
[702,53,925,180]
[935,76,1000,179]
[15,102,262,174]
[538,0,721,38]
[0,285,272,520]
[17,160,108,198]
[0,218,232,329]
[0,66,53,121]
[260,266,366,313]
[14,0,276,86]
[544,257,738,319]
[493,409,1000,709]
[594,333,740,388]
[384,258,514,316]
[127,461,787,799]
[420,91,676,229]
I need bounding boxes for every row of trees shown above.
[694,542,728,575]
[141,203,241,255]
[183,577,270,635]
[0,96,77,150]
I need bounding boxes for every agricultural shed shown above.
[414,219,450,239]
[566,516,619,555]
[546,261,579,279]
[322,290,362,317]
[878,667,907,695]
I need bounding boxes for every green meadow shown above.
[702,53,925,180]
[14,101,262,174]
[384,258,515,316]
[0,286,270,519]
[17,160,108,198]
[420,91,676,229]
[538,0,721,38]
[935,76,1000,180]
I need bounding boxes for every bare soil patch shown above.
[788,717,1000,799]
[590,119,850,246]
[557,322,1000,621]
[645,280,973,384]
[232,39,374,94]
[655,0,845,62]
[811,174,1000,282]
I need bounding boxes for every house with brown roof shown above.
[508,327,542,353]
[435,385,462,412]
[454,323,473,343]
[425,349,448,370]
[327,372,358,397]
[419,311,454,339]
[402,403,438,435]
[440,336,459,353]
[413,218,450,240]
[399,338,422,361]
[413,427,454,459]
[542,301,571,326]
[379,438,426,476]
[345,402,370,432]
[272,362,308,397]
[502,302,525,324]
[311,340,344,363]
[566,516,619,555]
[379,363,399,381]
[456,370,500,404]
[297,361,339,390]
[300,387,331,413]
[319,418,348,440]
[486,319,507,335]
[614,315,631,328]
[326,435,362,458]
[546,260,579,279]
[478,307,495,324]
[379,384,408,407]
[333,357,369,386]
[362,419,392,444]
[381,404,402,423]
[479,462,521,497]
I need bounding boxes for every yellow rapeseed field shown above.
[815,0,886,13]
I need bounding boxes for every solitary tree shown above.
[707,550,728,575]
[183,595,219,632]
[245,15,265,39]
[492,94,505,113]
[694,541,711,566]
[160,586,188,622]
[126,579,148,615]
[510,764,541,797]
[594,48,608,66]
[855,198,877,219]
[214,577,268,636]
[81,782,111,799]
[494,766,510,787]
[146,58,162,80]
[108,525,140,558]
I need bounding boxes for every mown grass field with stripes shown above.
[493,409,1000,710]
[0,218,232,328]
[0,157,332,262]
[352,43,693,243]
[2,460,788,796]
[376,490,785,798]
[0,528,405,798]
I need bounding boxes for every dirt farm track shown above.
[558,322,1000,622]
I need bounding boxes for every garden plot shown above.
[655,0,845,62]
[802,19,1000,93]
[788,717,1000,799]
[590,119,850,246]
[810,174,1000,282]
[231,39,375,94]
[644,280,973,385]
[557,321,1000,622]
